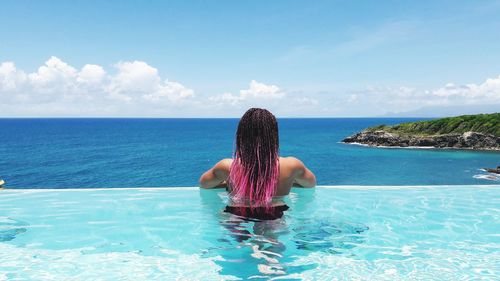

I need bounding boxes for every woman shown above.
[199,108,316,220]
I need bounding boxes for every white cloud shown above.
[208,92,241,105]
[241,80,285,99]
[28,56,77,86]
[432,76,500,102]
[294,97,319,106]
[0,57,195,116]
[347,94,358,104]
[77,64,106,84]
[143,81,194,102]
[340,75,500,116]
[206,81,325,117]
[0,62,27,92]
[107,61,194,103]
[108,61,159,100]
[1,56,499,117]
[209,80,285,105]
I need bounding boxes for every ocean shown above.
[0,118,498,188]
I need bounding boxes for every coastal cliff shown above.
[342,113,500,151]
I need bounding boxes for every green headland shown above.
[367,113,500,137]
[343,113,500,151]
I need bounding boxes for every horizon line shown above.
[0,116,441,119]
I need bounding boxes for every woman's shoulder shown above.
[279,156,305,167]
[214,158,233,171]
[219,158,233,164]
[279,156,307,173]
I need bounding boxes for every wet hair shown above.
[229,108,280,207]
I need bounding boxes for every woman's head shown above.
[229,108,280,206]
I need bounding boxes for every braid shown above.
[229,108,280,207]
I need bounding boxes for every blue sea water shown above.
[0,118,498,188]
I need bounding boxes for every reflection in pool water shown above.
[293,219,369,254]
[199,189,369,279]
[0,217,28,242]
[215,216,369,279]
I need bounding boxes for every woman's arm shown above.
[199,159,232,189]
[289,157,316,188]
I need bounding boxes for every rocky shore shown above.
[484,166,500,174]
[342,130,500,151]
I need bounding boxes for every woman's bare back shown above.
[199,156,316,195]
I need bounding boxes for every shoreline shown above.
[341,130,500,152]
[340,141,500,152]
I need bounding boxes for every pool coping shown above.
[1,185,499,192]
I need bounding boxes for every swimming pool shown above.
[1,186,499,280]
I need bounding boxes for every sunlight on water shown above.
[0,186,499,280]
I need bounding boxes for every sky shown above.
[1,0,499,117]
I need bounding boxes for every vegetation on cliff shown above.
[367,113,500,137]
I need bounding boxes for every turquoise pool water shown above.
[1,186,499,280]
